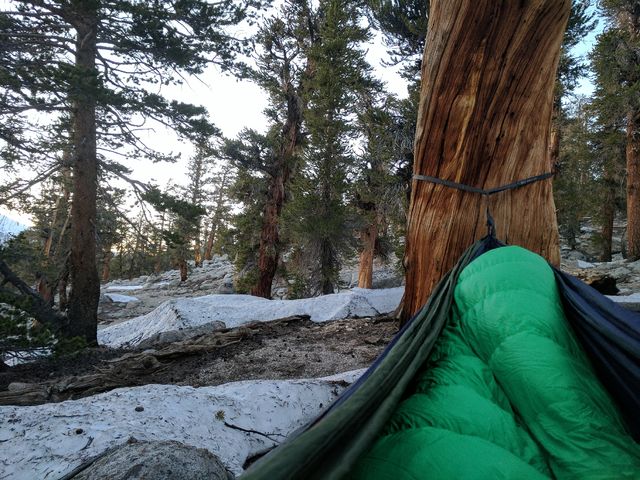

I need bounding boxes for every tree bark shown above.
[626,109,640,260]
[401,0,567,322]
[357,220,377,289]
[251,85,303,299]
[179,259,188,283]
[67,10,99,343]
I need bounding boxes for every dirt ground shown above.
[0,315,398,401]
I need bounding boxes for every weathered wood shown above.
[401,0,569,321]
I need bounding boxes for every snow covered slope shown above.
[98,287,404,348]
[0,370,364,480]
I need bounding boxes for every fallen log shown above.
[0,260,68,333]
[0,315,307,406]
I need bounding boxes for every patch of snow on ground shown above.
[104,293,139,303]
[105,285,144,292]
[0,370,364,480]
[98,287,404,348]
[576,260,595,269]
[608,293,640,311]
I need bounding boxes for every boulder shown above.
[71,439,234,480]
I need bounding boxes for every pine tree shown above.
[287,0,375,295]
[354,95,405,288]
[596,0,640,259]
[241,2,315,298]
[0,0,268,342]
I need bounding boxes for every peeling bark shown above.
[401,0,568,322]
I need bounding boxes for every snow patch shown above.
[105,285,144,292]
[0,370,364,480]
[104,293,139,303]
[576,260,595,269]
[98,287,404,348]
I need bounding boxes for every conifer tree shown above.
[243,1,315,298]
[287,0,375,294]
[596,0,640,259]
[0,0,268,342]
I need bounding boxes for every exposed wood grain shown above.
[402,0,570,321]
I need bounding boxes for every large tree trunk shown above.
[251,85,302,299]
[67,11,99,343]
[401,0,567,322]
[626,109,640,260]
[250,174,285,298]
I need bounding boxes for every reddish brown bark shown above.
[179,259,188,283]
[626,110,640,260]
[401,0,567,322]
[101,248,112,282]
[67,9,100,343]
[250,86,303,299]
[357,221,378,289]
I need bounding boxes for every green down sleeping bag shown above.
[349,246,640,479]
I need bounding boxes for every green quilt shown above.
[349,247,640,479]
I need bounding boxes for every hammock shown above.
[242,236,640,479]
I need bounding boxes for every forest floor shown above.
[0,314,397,403]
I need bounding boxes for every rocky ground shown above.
[7,225,640,400]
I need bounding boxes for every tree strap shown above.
[412,171,555,196]
[412,171,555,238]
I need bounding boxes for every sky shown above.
[0,7,604,228]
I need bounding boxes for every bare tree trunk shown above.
[357,221,377,289]
[251,175,285,298]
[67,11,99,343]
[626,110,640,260]
[401,0,567,322]
[179,258,188,282]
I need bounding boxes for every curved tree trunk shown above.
[68,11,99,343]
[401,0,568,322]
[251,86,303,299]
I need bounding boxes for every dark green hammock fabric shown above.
[348,246,640,479]
[242,239,640,479]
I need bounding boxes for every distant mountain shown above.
[0,214,27,244]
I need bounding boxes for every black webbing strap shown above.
[413,171,554,237]
[412,171,555,197]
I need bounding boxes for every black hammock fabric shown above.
[241,236,640,479]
